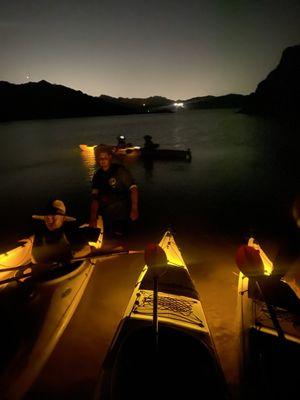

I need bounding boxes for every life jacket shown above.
[31,228,72,264]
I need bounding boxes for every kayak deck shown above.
[96,231,228,399]
[237,238,300,399]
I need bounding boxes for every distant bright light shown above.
[119,135,125,139]
[174,102,184,108]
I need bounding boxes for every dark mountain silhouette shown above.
[0,80,137,122]
[242,44,300,117]
[0,80,246,122]
[118,96,173,108]
[1,44,298,122]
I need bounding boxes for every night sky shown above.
[1,0,299,99]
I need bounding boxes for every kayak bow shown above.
[95,231,228,400]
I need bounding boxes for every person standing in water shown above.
[89,146,139,236]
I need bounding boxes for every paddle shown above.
[0,272,33,286]
[71,248,143,262]
[0,248,144,286]
[236,241,285,342]
[144,244,168,351]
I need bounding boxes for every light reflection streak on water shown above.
[80,147,96,179]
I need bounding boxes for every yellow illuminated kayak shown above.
[236,238,300,399]
[0,238,33,287]
[79,144,192,161]
[0,217,104,400]
[79,143,141,156]
[95,231,228,400]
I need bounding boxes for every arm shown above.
[129,185,139,221]
[118,165,138,221]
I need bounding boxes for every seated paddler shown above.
[32,199,100,265]
[143,135,159,150]
[116,135,127,149]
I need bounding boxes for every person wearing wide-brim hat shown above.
[32,199,76,231]
[31,199,78,263]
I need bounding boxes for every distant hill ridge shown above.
[0,80,247,122]
[2,42,299,123]
[242,44,300,116]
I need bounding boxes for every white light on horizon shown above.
[174,102,184,108]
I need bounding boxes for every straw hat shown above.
[32,200,76,222]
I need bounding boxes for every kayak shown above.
[0,238,33,287]
[95,231,228,400]
[79,144,97,151]
[236,238,300,399]
[0,217,104,400]
[141,147,192,162]
[79,144,192,161]
[113,146,141,156]
[79,144,141,157]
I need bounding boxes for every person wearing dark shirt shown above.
[116,135,127,149]
[143,135,159,150]
[89,146,139,236]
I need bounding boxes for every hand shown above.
[130,208,139,221]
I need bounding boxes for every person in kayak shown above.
[32,200,99,263]
[116,135,127,149]
[143,135,159,150]
[89,146,139,236]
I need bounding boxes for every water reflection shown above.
[142,158,154,181]
[79,146,96,179]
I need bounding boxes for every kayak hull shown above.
[141,148,192,161]
[237,238,300,399]
[95,231,228,399]
[79,144,192,161]
[0,218,103,400]
[0,238,33,286]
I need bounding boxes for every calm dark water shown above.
[0,109,299,244]
[0,110,299,399]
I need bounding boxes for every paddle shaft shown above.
[0,250,144,286]
[0,250,144,271]
[0,272,33,285]
[0,265,30,273]
[72,249,143,262]
[255,281,285,342]
[153,275,159,350]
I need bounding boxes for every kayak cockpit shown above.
[99,322,228,400]
[140,264,199,300]
[248,275,300,314]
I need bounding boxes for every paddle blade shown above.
[235,245,264,277]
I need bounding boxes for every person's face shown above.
[98,152,112,171]
[44,215,65,231]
